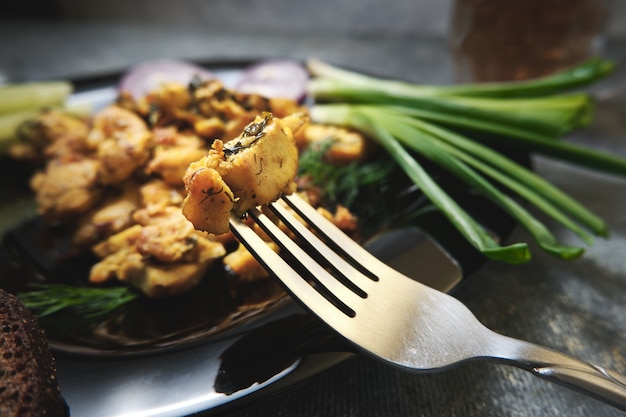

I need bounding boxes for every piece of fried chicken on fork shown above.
[182,112,306,235]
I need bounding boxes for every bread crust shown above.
[0,289,69,417]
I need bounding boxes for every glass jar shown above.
[448,0,610,82]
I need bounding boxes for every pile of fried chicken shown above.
[9,77,367,298]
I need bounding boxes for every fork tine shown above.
[230,208,364,319]
[281,194,391,276]
[229,214,340,317]
[248,207,367,311]
[268,199,376,294]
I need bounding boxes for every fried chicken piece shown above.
[133,206,201,263]
[145,128,208,187]
[89,225,143,285]
[72,181,142,247]
[30,157,103,221]
[127,78,304,143]
[89,178,226,297]
[223,242,277,282]
[91,231,225,297]
[90,205,226,297]
[139,178,184,211]
[182,112,306,234]
[193,80,260,140]
[10,109,91,161]
[135,181,212,264]
[223,113,304,213]
[27,105,151,222]
[86,105,153,185]
[123,237,225,298]
[91,224,143,262]
[181,166,235,235]
[267,97,306,118]
[192,80,306,140]
[296,123,368,164]
[151,82,193,111]
[317,204,358,233]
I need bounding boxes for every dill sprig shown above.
[298,138,396,208]
[17,283,138,320]
[298,138,432,239]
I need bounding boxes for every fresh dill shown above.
[17,283,139,321]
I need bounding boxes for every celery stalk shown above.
[0,81,72,114]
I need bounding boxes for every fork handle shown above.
[499,336,626,411]
[530,362,626,411]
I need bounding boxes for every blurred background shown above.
[7,0,455,35]
[2,0,626,84]
[3,0,626,37]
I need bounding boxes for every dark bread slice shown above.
[0,288,69,417]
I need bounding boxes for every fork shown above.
[229,193,626,411]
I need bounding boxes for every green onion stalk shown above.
[307,58,626,264]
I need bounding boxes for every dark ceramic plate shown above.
[0,62,520,416]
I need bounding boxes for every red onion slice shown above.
[236,60,309,101]
[118,59,215,100]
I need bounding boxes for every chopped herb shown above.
[299,138,395,208]
[188,74,204,92]
[298,138,420,237]
[225,113,272,156]
[243,112,272,137]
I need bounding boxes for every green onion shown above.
[308,59,626,264]
[307,57,613,99]
[383,105,626,177]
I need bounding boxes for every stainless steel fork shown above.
[229,194,626,411]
